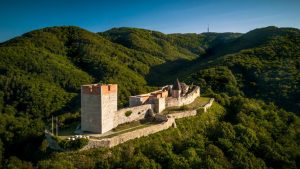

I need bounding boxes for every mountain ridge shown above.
[0,25,299,168]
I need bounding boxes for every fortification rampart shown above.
[168,110,197,119]
[113,104,153,128]
[76,97,215,150]
[82,117,176,149]
[202,98,214,112]
[81,81,200,134]
[166,86,200,107]
[129,90,168,108]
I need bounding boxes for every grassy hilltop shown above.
[0,26,299,168]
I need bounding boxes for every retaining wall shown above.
[168,110,197,119]
[79,97,215,150]
[166,87,200,107]
[82,117,175,149]
[113,104,153,128]
[203,98,214,112]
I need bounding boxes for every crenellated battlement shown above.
[81,84,100,95]
[100,84,117,95]
[81,84,117,95]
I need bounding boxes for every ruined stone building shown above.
[81,79,200,134]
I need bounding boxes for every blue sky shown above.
[0,0,299,42]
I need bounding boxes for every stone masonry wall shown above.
[81,87,102,133]
[113,104,153,128]
[168,110,197,119]
[82,117,175,149]
[154,97,165,113]
[129,96,150,107]
[166,87,200,107]
[203,98,214,112]
[81,84,118,134]
[79,98,215,150]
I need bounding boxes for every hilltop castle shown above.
[81,79,200,134]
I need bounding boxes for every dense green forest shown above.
[38,98,300,169]
[0,26,299,168]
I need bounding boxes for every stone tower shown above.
[81,84,118,133]
[172,78,181,98]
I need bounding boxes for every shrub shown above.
[197,108,205,113]
[125,111,132,117]
[178,105,189,111]
[59,138,89,150]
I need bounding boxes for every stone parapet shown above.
[166,86,200,107]
[113,104,153,127]
[81,117,175,149]
[81,84,117,95]
[203,98,214,112]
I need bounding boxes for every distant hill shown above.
[0,26,242,115]
[100,27,240,60]
[187,26,300,114]
[0,26,299,168]
[142,26,300,115]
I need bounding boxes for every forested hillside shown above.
[38,98,300,169]
[0,26,299,168]
[185,27,300,114]
[100,27,240,59]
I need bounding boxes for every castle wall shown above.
[172,89,181,98]
[154,97,165,113]
[168,110,197,119]
[166,97,180,108]
[113,104,152,128]
[129,95,149,107]
[129,97,141,107]
[161,90,169,98]
[129,89,168,107]
[82,117,175,149]
[166,87,200,107]
[203,98,214,112]
[82,101,211,150]
[81,82,200,134]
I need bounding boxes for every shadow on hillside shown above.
[53,94,81,116]
[145,59,193,86]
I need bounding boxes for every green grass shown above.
[57,122,79,139]
[186,97,210,108]
[96,122,155,139]
[125,110,133,117]
[112,121,143,132]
